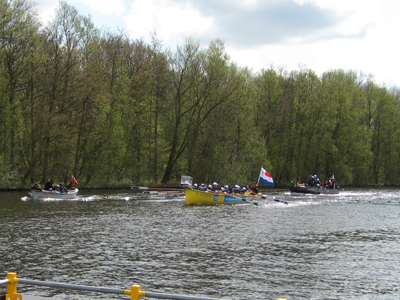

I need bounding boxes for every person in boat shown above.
[209,182,219,192]
[198,183,207,191]
[57,183,68,193]
[232,184,241,194]
[193,183,198,189]
[308,175,315,187]
[328,176,336,189]
[44,178,53,191]
[31,182,43,191]
[240,185,248,194]
[249,182,259,194]
[314,175,322,187]
[220,185,229,193]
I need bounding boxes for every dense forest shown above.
[1,0,399,188]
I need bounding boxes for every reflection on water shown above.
[1,188,400,299]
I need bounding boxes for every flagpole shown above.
[257,166,262,186]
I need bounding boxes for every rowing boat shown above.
[289,186,340,194]
[184,188,255,205]
[29,188,79,200]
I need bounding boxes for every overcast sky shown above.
[35,0,400,88]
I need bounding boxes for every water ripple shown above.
[1,188,400,299]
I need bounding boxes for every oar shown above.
[131,186,182,191]
[131,186,149,190]
[240,198,258,205]
[236,194,259,205]
[260,194,288,204]
[274,198,288,204]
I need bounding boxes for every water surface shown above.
[1,188,399,299]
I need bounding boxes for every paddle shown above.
[240,198,258,205]
[131,186,182,191]
[260,194,288,204]
[131,186,149,190]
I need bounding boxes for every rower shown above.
[232,184,241,193]
[240,185,248,193]
[209,182,219,191]
[198,183,207,191]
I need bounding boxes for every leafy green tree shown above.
[2,0,400,188]
[320,70,370,185]
[147,34,169,183]
[36,1,100,183]
[0,0,40,183]
[160,39,201,184]
[361,79,400,185]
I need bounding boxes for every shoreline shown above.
[1,185,399,192]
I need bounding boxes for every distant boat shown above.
[289,186,340,194]
[29,188,79,200]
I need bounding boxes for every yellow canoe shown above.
[185,188,255,205]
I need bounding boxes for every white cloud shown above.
[292,0,380,37]
[79,0,125,16]
[124,0,213,45]
[231,0,259,7]
[227,0,400,87]
[35,0,59,25]
[33,0,400,87]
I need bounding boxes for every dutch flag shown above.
[259,166,274,187]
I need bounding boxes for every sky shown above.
[35,0,400,88]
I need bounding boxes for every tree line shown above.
[1,0,399,188]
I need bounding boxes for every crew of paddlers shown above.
[31,181,69,193]
[191,181,260,194]
[31,176,79,193]
[292,174,336,189]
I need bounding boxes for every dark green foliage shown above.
[1,0,399,188]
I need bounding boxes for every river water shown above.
[1,188,400,300]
